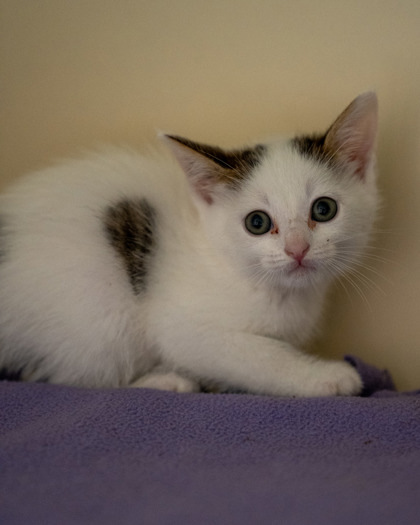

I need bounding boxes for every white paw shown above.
[130,371,200,393]
[305,360,363,397]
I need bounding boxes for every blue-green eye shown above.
[311,197,338,222]
[245,210,272,235]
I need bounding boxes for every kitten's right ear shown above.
[161,134,232,205]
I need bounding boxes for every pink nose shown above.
[285,241,310,264]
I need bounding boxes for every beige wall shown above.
[1,0,420,390]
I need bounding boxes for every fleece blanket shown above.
[0,356,419,525]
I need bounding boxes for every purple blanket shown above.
[1,357,419,525]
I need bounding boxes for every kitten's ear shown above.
[324,92,378,179]
[161,134,234,205]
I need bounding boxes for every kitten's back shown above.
[0,148,189,386]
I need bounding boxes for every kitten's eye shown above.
[244,211,272,235]
[311,197,338,222]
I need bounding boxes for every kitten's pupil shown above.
[245,211,272,235]
[311,197,338,222]
[252,215,264,229]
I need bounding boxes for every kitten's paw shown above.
[130,371,200,393]
[307,361,363,397]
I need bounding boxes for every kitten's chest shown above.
[241,287,322,345]
[193,263,323,345]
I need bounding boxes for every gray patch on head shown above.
[104,198,157,294]
[291,132,335,168]
[219,144,267,189]
[167,135,266,187]
[230,144,267,177]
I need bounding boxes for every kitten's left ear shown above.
[325,92,378,179]
[161,134,238,205]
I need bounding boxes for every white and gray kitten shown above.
[0,93,378,396]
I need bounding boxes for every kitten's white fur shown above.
[0,94,378,396]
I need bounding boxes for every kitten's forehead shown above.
[247,140,335,204]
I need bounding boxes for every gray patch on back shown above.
[104,199,157,294]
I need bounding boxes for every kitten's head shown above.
[164,93,378,291]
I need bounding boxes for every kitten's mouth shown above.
[287,260,316,276]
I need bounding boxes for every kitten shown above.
[0,93,378,396]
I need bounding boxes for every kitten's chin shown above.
[286,268,318,288]
[277,261,329,290]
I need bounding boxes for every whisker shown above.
[347,267,387,295]
[319,260,356,303]
[332,251,394,287]
[246,261,275,288]
[324,259,374,310]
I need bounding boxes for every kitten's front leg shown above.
[130,368,200,393]
[159,331,362,397]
